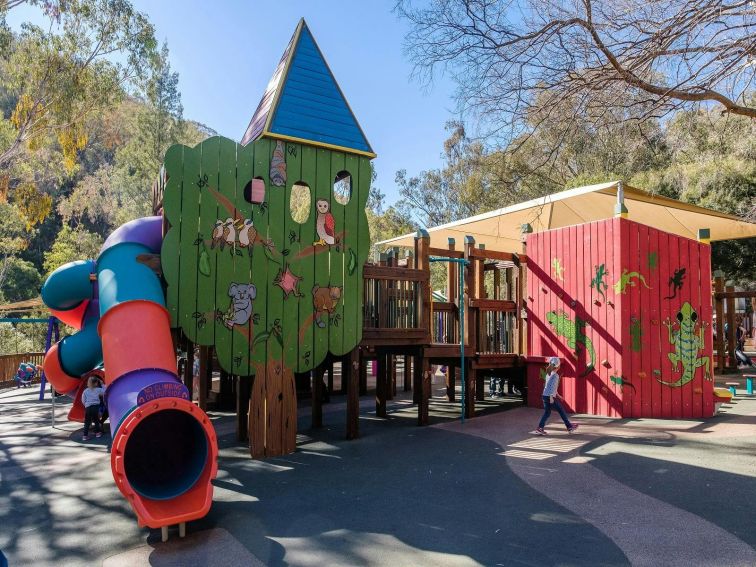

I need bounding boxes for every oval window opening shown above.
[244,177,265,204]
[290,182,310,224]
[333,171,351,205]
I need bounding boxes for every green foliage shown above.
[0,322,37,354]
[42,225,102,275]
[0,257,41,303]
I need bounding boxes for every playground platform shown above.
[1,373,754,566]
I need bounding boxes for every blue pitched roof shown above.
[241,19,374,157]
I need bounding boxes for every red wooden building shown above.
[525,217,715,418]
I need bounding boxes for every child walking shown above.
[82,376,105,440]
[534,357,579,435]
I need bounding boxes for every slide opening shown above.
[123,409,208,501]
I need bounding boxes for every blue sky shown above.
[7,0,459,204]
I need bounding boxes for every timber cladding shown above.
[160,136,370,456]
[525,217,714,419]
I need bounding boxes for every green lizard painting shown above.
[613,269,651,294]
[546,310,596,377]
[590,264,609,300]
[610,375,636,393]
[552,258,565,281]
[658,302,711,387]
[630,317,643,352]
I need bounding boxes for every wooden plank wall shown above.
[161,136,371,456]
[526,218,714,419]
[622,219,714,418]
[526,218,622,417]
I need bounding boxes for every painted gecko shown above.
[546,310,596,377]
[613,269,651,294]
[590,264,609,300]
[658,302,711,387]
[552,258,565,281]
[665,268,686,300]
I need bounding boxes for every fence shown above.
[0,352,45,388]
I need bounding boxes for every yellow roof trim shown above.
[261,131,377,159]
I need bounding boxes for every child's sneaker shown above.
[82,435,90,441]
[95,432,103,438]
[568,424,579,433]
[532,427,547,435]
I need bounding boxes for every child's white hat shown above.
[548,356,561,367]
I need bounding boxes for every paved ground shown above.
[0,376,754,566]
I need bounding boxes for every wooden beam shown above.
[363,265,430,281]
[428,246,464,259]
[403,355,411,391]
[468,248,516,262]
[714,290,756,300]
[346,349,360,440]
[470,299,517,311]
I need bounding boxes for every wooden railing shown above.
[0,352,45,388]
[431,302,459,344]
[362,233,528,356]
[474,300,518,354]
[362,264,430,344]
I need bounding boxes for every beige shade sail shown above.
[378,181,756,252]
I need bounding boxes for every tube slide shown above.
[41,217,218,528]
[41,260,102,395]
[99,217,217,527]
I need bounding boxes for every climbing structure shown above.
[162,19,373,457]
[525,217,714,418]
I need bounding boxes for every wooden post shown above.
[388,355,396,399]
[359,355,367,395]
[726,284,736,369]
[198,345,210,411]
[447,238,457,303]
[493,268,501,300]
[236,375,251,442]
[219,368,232,409]
[403,355,411,391]
[415,350,429,425]
[346,349,360,440]
[415,229,431,342]
[312,367,324,428]
[183,337,194,402]
[446,365,456,402]
[476,371,485,401]
[326,360,334,400]
[376,352,387,417]
[465,362,476,419]
[463,236,477,352]
[519,224,533,357]
[476,243,486,299]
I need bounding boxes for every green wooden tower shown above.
[161,19,374,456]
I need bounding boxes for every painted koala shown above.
[312,285,342,328]
[224,283,256,329]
